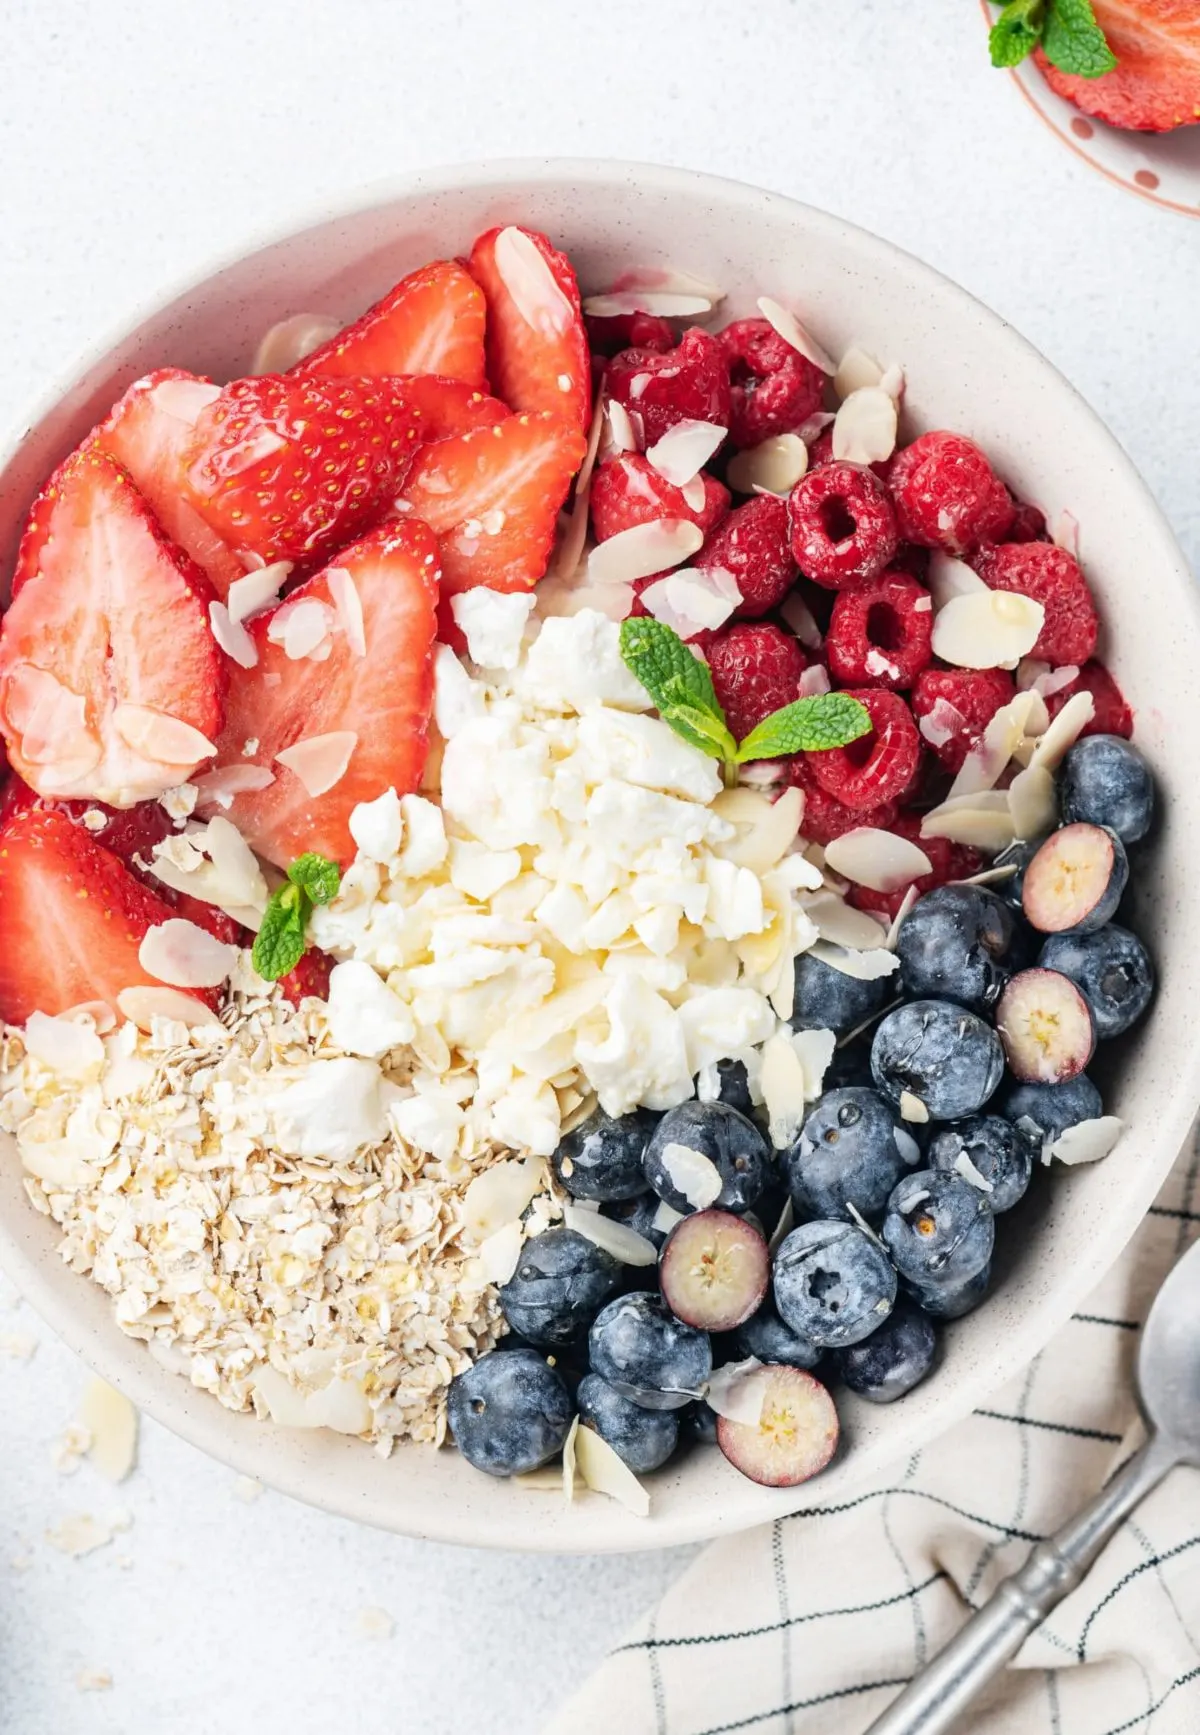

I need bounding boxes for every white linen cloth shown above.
[548,1129,1200,1735]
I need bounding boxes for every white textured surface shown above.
[0,1,1195,1731]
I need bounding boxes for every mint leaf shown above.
[660,701,738,764]
[619,616,723,719]
[288,851,341,906]
[989,0,1045,66]
[1042,0,1115,76]
[735,693,872,763]
[251,881,309,982]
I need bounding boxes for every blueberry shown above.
[882,1170,995,1291]
[1060,735,1154,845]
[871,1000,1004,1121]
[448,1349,573,1476]
[823,1037,875,1090]
[1038,925,1154,1040]
[552,1106,656,1202]
[909,1264,991,1320]
[734,1304,821,1369]
[785,1087,913,1224]
[498,1227,622,1348]
[896,885,1021,1013]
[993,837,1047,911]
[790,952,890,1037]
[602,1192,671,1250]
[772,1220,897,1349]
[700,1057,755,1117]
[927,1116,1034,1213]
[643,1101,772,1215]
[589,1291,713,1410]
[682,1400,720,1445]
[832,1299,937,1403]
[576,1372,680,1472]
[998,1074,1103,1148]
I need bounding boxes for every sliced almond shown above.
[759,1032,809,1149]
[808,939,900,981]
[227,563,289,624]
[251,313,340,375]
[494,226,575,335]
[79,1379,138,1483]
[639,566,740,640]
[269,598,333,661]
[562,1202,658,1267]
[920,805,1018,852]
[931,591,1045,670]
[660,1142,723,1209]
[948,693,1037,799]
[1008,764,1057,841]
[713,785,805,875]
[1052,508,1080,558]
[1046,1116,1122,1166]
[607,266,726,303]
[275,731,357,797]
[586,518,704,586]
[573,1423,650,1517]
[726,434,808,497]
[191,763,275,805]
[705,1358,767,1425]
[756,297,837,376]
[138,919,238,989]
[326,567,366,656]
[645,420,726,487]
[798,665,831,698]
[583,289,713,318]
[111,706,216,768]
[831,387,898,466]
[885,885,920,950]
[823,828,932,894]
[462,1157,543,1242]
[803,890,889,950]
[899,1090,929,1125]
[833,344,884,400]
[208,601,257,669]
[477,1221,524,1285]
[116,987,222,1031]
[1027,690,1096,773]
[604,399,638,456]
[149,377,221,422]
[927,551,988,610]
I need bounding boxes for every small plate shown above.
[980,0,1200,218]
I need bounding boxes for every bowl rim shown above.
[3,156,1200,1553]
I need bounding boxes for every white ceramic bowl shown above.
[2,160,1198,1553]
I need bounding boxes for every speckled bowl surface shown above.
[1,160,1197,1552]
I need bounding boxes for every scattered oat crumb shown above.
[114,1553,135,1571]
[231,1476,264,1503]
[45,1514,117,1557]
[0,1329,38,1359]
[50,1423,93,1476]
[355,1606,395,1641]
[76,1668,113,1693]
[80,1378,139,1483]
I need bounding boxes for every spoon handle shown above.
[864,1433,1178,1735]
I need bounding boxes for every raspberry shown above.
[785,757,898,847]
[848,814,982,921]
[591,454,729,543]
[694,495,796,619]
[706,622,807,746]
[1044,660,1133,740]
[586,310,675,357]
[887,432,1015,555]
[826,571,934,691]
[605,328,732,450]
[911,666,1016,772]
[788,462,898,590]
[802,688,920,811]
[978,542,1098,667]
[715,318,826,450]
[806,426,835,470]
[890,542,930,580]
[1006,499,1047,543]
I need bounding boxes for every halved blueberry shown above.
[659,1210,770,1332]
[996,968,1095,1084]
[1021,823,1129,936]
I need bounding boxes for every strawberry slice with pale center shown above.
[390,375,509,442]
[0,449,226,808]
[96,369,245,599]
[468,226,592,433]
[1035,0,1200,133]
[0,804,211,1024]
[301,260,487,386]
[396,410,586,629]
[201,517,440,867]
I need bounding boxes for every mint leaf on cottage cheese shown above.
[735,692,872,762]
[287,851,341,905]
[619,616,723,719]
[251,881,309,981]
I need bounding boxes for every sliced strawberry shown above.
[301,260,487,386]
[203,518,440,867]
[278,946,334,1007]
[95,369,245,599]
[397,410,586,626]
[181,374,423,566]
[1035,2,1200,134]
[0,450,225,808]
[0,805,210,1023]
[394,375,509,442]
[468,226,591,432]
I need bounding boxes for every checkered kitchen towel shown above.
[547,1129,1200,1735]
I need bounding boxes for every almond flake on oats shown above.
[583,289,713,318]
[1008,764,1057,841]
[927,550,988,610]
[824,828,932,893]
[645,419,726,487]
[640,566,741,639]
[139,918,238,989]
[586,518,704,586]
[208,601,257,669]
[931,591,1044,670]
[755,296,837,376]
[706,1357,767,1425]
[275,730,357,796]
[251,312,340,375]
[1027,690,1096,772]
[495,227,575,335]
[833,344,884,400]
[327,566,367,656]
[832,387,898,466]
[726,434,808,497]
[573,1422,651,1517]
[115,986,222,1030]
[563,1202,658,1267]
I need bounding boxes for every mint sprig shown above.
[988,0,1115,76]
[618,617,870,784]
[251,851,341,982]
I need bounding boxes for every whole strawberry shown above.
[706,622,806,746]
[183,374,423,564]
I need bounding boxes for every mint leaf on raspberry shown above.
[251,881,309,982]
[287,851,341,906]
[620,616,722,718]
[988,0,1045,67]
[735,693,872,762]
[1041,0,1116,77]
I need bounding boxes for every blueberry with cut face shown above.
[790,951,890,1037]
[909,1263,991,1320]
[448,1348,574,1476]
[1021,823,1129,936]
[1038,925,1154,1040]
[832,1298,937,1403]
[552,1105,657,1202]
[998,1074,1103,1149]
[785,1086,911,1224]
[870,999,1004,1122]
[498,1227,622,1348]
[643,1100,772,1215]
[734,1304,822,1370]
[772,1219,897,1349]
[588,1291,713,1411]
[996,968,1096,1085]
[1060,735,1154,846]
[576,1372,680,1473]
[927,1115,1034,1213]
[882,1170,995,1293]
[895,884,1022,1014]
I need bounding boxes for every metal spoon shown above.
[866,1234,1200,1735]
